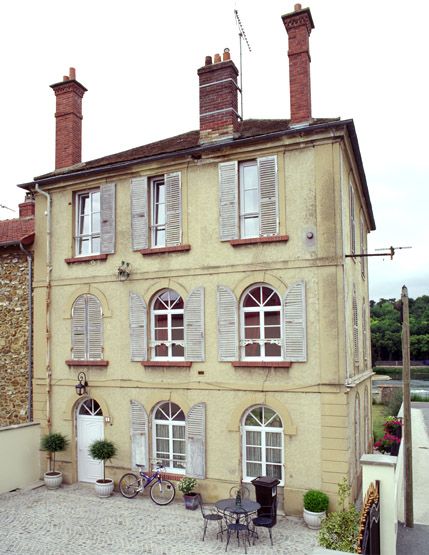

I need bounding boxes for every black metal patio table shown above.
[215,499,261,552]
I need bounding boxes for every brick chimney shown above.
[198,49,240,143]
[282,4,314,125]
[18,196,35,218]
[50,68,87,169]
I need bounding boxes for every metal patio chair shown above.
[197,494,224,541]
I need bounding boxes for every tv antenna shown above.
[234,9,252,119]
[0,204,15,212]
[346,245,412,260]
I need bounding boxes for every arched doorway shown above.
[76,398,104,482]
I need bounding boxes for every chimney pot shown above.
[214,53,221,63]
[205,55,212,65]
[294,3,302,11]
[223,48,231,61]
[63,75,69,81]
[69,67,76,80]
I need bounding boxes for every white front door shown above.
[77,399,104,483]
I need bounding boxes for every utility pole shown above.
[401,285,413,527]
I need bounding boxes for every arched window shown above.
[151,289,184,360]
[71,294,103,360]
[242,406,283,483]
[153,402,186,473]
[240,285,282,360]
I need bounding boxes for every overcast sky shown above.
[1,0,427,301]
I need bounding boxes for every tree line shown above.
[370,295,429,362]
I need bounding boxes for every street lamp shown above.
[75,372,88,396]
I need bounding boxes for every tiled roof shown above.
[0,217,35,247]
[35,117,339,179]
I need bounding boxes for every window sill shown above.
[229,235,289,247]
[141,361,192,368]
[139,245,191,255]
[65,254,108,264]
[66,360,109,367]
[232,361,291,368]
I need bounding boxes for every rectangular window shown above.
[75,190,100,256]
[150,177,166,247]
[240,161,259,238]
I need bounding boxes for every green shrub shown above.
[178,477,197,495]
[88,439,117,481]
[303,490,329,512]
[318,478,359,553]
[40,432,69,473]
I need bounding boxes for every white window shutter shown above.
[100,183,116,254]
[217,286,238,361]
[362,303,367,368]
[165,172,182,246]
[186,402,206,479]
[130,400,148,470]
[184,287,205,362]
[72,296,86,360]
[129,292,147,361]
[353,289,359,364]
[219,161,238,241]
[131,177,148,250]
[350,184,356,256]
[87,295,103,360]
[258,156,278,236]
[284,281,307,362]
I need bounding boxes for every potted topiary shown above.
[88,439,118,498]
[40,432,69,490]
[303,489,329,529]
[177,476,198,510]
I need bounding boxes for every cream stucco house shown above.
[21,5,375,514]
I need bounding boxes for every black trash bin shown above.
[251,476,280,524]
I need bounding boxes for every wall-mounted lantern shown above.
[75,372,88,396]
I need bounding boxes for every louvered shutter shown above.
[87,295,103,360]
[217,286,238,361]
[72,296,86,360]
[184,287,205,361]
[283,281,307,362]
[130,400,148,470]
[131,177,148,250]
[100,183,116,254]
[219,161,238,241]
[186,402,206,478]
[129,292,147,361]
[258,156,278,236]
[353,290,359,364]
[362,304,367,368]
[165,172,182,246]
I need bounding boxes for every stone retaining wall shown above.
[0,251,31,427]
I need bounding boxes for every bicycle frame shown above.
[137,468,162,491]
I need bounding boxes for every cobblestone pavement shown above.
[0,483,318,555]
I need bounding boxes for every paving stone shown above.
[0,483,318,554]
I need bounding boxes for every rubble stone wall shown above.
[0,251,31,427]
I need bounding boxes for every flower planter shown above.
[303,508,326,530]
[95,479,114,498]
[183,492,199,510]
[44,471,63,490]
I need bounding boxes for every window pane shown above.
[262,287,279,306]
[155,314,168,328]
[266,448,282,464]
[91,237,100,254]
[92,212,100,234]
[266,464,282,479]
[264,326,281,339]
[265,311,280,326]
[171,327,184,340]
[244,188,258,213]
[247,462,262,477]
[172,426,185,439]
[245,414,260,426]
[243,216,259,238]
[155,328,168,341]
[245,343,260,357]
[155,344,168,357]
[265,343,281,357]
[171,314,184,328]
[156,424,169,438]
[266,432,282,448]
[154,228,165,247]
[244,312,260,327]
[266,414,282,429]
[245,326,260,339]
[172,344,184,357]
[250,408,263,425]
[79,214,90,235]
[242,163,258,193]
[246,430,262,445]
[263,408,276,425]
[246,445,262,462]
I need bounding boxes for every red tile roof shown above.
[0,217,35,247]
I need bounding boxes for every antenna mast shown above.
[234,9,252,119]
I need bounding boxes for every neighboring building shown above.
[22,5,375,512]
[0,196,35,427]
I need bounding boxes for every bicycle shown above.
[118,462,176,505]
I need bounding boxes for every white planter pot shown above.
[95,479,114,498]
[303,508,326,530]
[44,472,63,490]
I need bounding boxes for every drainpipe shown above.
[35,183,52,431]
[19,242,33,422]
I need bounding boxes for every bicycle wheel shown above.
[150,479,176,505]
[119,473,140,498]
